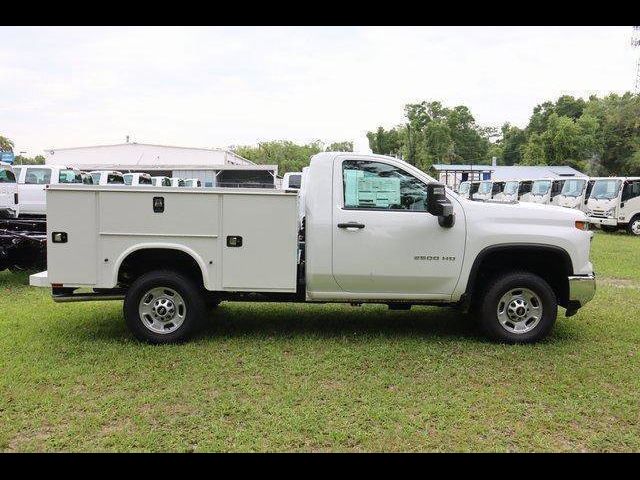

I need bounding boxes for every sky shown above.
[1,26,638,156]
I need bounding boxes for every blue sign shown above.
[0,151,15,164]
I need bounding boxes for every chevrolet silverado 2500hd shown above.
[30,153,596,344]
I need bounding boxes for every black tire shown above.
[601,225,618,233]
[626,215,640,236]
[477,271,557,344]
[123,270,206,344]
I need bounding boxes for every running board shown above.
[52,292,125,303]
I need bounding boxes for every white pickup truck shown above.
[30,153,596,344]
[13,165,83,216]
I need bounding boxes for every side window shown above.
[551,181,563,197]
[24,168,52,185]
[0,169,16,183]
[109,174,125,185]
[622,181,640,201]
[90,173,101,184]
[82,174,93,185]
[163,178,171,187]
[519,181,532,194]
[13,167,22,181]
[342,160,428,211]
[139,176,152,185]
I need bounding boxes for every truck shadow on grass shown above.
[200,303,481,341]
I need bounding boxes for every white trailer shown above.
[31,153,595,345]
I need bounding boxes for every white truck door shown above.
[331,158,465,297]
[19,166,51,215]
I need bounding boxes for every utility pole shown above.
[632,26,640,92]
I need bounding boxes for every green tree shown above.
[326,141,353,152]
[0,135,14,152]
[14,154,46,165]
[233,140,324,175]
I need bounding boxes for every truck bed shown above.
[45,185,299,292]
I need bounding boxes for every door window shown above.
[342,160,428,211]
[24,168,51,184]
[0,169,16,183]
[622,181,640,201]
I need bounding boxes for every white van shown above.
[89,171,126,186]
[151,176,172,187]
[123,173,153,186]
[15,165,83,216]
[527,179,566,206]
[556,178,594,213]
[0,162,19,218]
[586,177,640,235]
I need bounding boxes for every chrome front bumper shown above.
[568,274,596,309]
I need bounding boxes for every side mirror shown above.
[426,183,455,228]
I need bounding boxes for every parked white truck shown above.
[14,165,83,216]
[123,173,153,186]
[0,162,19,219]
[492,180,533,203]
[557,178,594,213]
[30,153,595,344]
[586,177,640,235]
[527,179,567,206]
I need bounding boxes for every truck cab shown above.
[89,171,126,186]
[170,178,185,187]
[494,179,531,203]
[527,179,566,206]
[587,177,640,235]
[15,165,83,216]
[124,173,153,186]
[184,178,202,188]
[473,180,494,200]
[557,177,593,213]
[31,152,595,345]
[457,180,480,199]
[0,162,19,219]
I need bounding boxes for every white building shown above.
[44,142,278,188]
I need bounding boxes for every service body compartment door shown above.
[221,193,298,292]
[47,189,98,285]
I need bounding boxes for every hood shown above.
[587,198,617,210]
[462,198,585,225]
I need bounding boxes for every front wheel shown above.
[478,271,557,344]
[626,216,640,236]
[123,270,206,344]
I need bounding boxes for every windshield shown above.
[90,172,101,184]
[532,180,551,195]
[123,174,133,185]
[0,168,16,183]
[590,179,621,200]
[561,179,586,197]
[108,173,125,184]
[478,182,492,194]
[458,182,470,194]
[504,181,519,195]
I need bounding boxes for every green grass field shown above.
[1,232,639,452]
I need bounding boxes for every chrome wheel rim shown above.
[138,287,186,334]
[497,287,543,334]
[631,220,640,235]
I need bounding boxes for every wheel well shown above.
[118,248,205,289]
[467,245,572,308]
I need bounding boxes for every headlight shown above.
[586,209,592,216]
[606,208,615,218]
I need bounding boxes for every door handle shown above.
[337,222,365,229]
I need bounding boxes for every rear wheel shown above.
[626,216,640,236]
[478,271,557,344]
[123,270,206,344]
